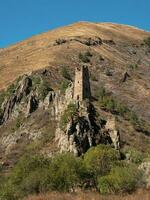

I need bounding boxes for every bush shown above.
[98,165,143,194]
[0,153,87,199]
[61,66,71,80]
[83,145,120,179]
[96,87,144,129]
[98,89,128,116]
[144,37,150,47]
[60,79,70,93]
[60,103,78,130]
[15,118,22,129]
[38,80,52,100]
[79,51,92,63]
[124,147,146,164]
[0,183,17,200]
[48,153,86,191]
[0,155,52,199]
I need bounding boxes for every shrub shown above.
[144,37,150,47]
[128,64,138,70]
[84,51,92,57]
[79,51,92,63]
[10,155,50,186]
[96,87,146,131]
[60,103,78,130]
[60,79,70,93]
[91,74,98,81]
[98,165,143,194]
[124,147,146,164]
[0,153,87,199]
[0,155,52,199]
[105,68,113,76]
[61,66,71,80]
[15,118,22,129]
[83,145,120,179]
[38,80,52,100]
[48,153,86,191]
[0,183,17,200]
[98,90,128,116]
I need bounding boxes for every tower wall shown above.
[73,66,91,101]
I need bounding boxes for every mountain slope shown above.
[0,22,149,90]
[0,21,150,170]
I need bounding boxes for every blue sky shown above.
[0,0,150,48]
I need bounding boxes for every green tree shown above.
[98,165,143,194]
[83,145,120,180]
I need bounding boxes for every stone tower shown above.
[73,66,91,101]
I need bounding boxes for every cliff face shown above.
[0,22,150,170]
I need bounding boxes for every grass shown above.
[24,190,150,200]
[96,87,150,135]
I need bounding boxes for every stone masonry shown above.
[73,66,91,101]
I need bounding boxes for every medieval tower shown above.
[73,66,91,101]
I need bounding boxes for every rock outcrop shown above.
[1,75,32,123]
[0,66,121,157]
[105,117,120,150]
[139,161,150,188]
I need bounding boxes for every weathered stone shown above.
[105,116,120,150]
[26,92,38,117]
[73,66,91,101]
[139,161,150,188]
[1,75,32,123]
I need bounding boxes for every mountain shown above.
[0,21,150,184]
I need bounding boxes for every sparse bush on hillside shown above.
[124,147,147,165]
[31,75,52,100]
[61,66,71,80]
[38,80,52,100]
[60,103,78,130]
[91,74,98,81]
[15,118,22,129]
[79,51,92,63]
[105,68,113,76]
[128,64,138,70]
[96,87,150,134]
[144,37,150,47]
[97,87,129,116]
[98,165,143,194]
[60,79,70,93]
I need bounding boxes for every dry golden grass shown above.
[0,22,149,90]
[25,189,150,200]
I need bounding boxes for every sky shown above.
[0,0,150,48]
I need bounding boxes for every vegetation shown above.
[123,147,148,165]
[60,103,78,130]
[15,118,22,129]
[96,87,150,135]
[0,83,17,107]
[60,79,70,93]
[0,145,146,200]
[61,66,71,80]
[105,68,113,76]
[128,64,138,70]
[144,37,150,47]
[79,51,92,63]
[0,153,85,199]
[98,165,143,194]
[32,75,52,100]
[38,80,52,100]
